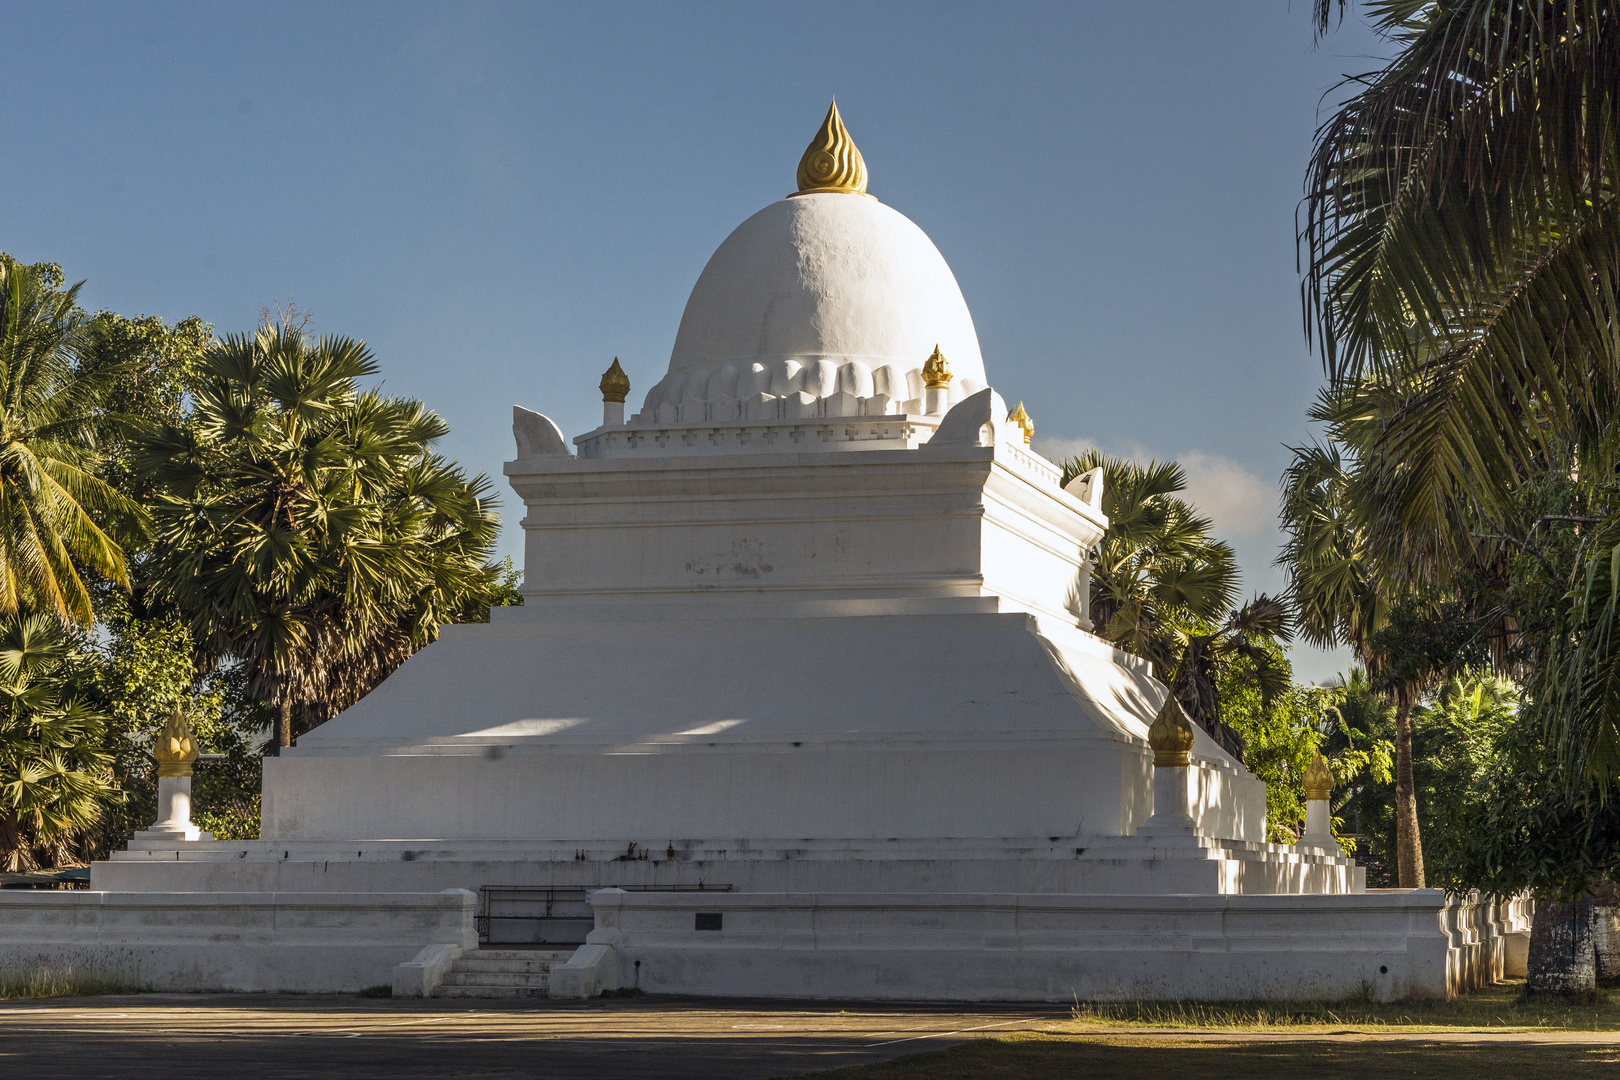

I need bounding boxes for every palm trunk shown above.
[1393,696,1424,888]
[276,698,294,755]
[1527,895,1597,996]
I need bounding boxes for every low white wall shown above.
[580,888,1526,1003]
[0,890,476,993]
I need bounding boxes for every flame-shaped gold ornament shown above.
[1303,750,1335,801]
[1147,694,1196,768]
[1009,402,1033,444]
[599,358,630,404]
[922,345,952,389]
[794,100,869,197]
[155,708,200,778]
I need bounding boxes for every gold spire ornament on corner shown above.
[1303,750,1335,801]
[922,345,952,389]
[794,100,869,196]
[599,357,630,403]
[1009,402,1033,444]
[1147,694,1196,768]
[154,708,200,778]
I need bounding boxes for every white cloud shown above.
[1176,450,1274,545]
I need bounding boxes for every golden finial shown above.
[1009,402,1033,444]
[599,357,630,403]
[1303,749,1335,801]
[154,708,199,778]
[1147,694,1195,768]
[794,100,869,197]
[922,345,952,389]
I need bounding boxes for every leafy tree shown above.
[0,614,118,870]
[1434,706,1620,994]
[132,324,505,751]
[1060,452,1290,758]
[86,593,266,849]
[1222,650,1391,849]
[0,257,144,626]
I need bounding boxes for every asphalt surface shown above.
[0,994,1066,1079]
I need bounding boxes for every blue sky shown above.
[2,2,1392,680]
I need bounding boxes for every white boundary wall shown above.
[559,889,1530,1003]
[0,890,475,993]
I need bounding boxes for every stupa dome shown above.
[639,104,986,417]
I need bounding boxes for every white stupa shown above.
[79,105,1526,1004]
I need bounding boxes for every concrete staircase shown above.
[431,947,577,998]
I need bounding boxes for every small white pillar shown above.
[1142,763,1196,833]
[149,775,202,840]
[1139,694,1198,835]
[600,358,629,427]
[1300,799,1334,847]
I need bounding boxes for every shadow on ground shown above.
[0,993,1061,1080]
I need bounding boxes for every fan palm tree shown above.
[0,258,143,626]
[1062,452,1291,759]
[0,613,118,871]
[132,325,504,752]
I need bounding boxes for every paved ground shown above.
[0,994,1067,1079]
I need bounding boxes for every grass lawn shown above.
[787,982,1620,1079]
[787,1033,1620,1079]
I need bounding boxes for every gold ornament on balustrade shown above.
[600,357,630,403]
[1009,401,1033,444]
[1147,694,1195,768]
[922,344,952,389]
[154,708,199,778]
[1303,749,1335,801]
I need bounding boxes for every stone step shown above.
[441,971,552,988]
[433,983,551,999]
[454,957,564,974]
[467,949,575,962]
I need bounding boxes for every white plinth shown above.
[1139,764,1197,835]
[133,775,211,843]
[1299,798,1335,849]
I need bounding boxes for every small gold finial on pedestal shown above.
[1009,402,1033,444]
[922,345,952,390]
[1148,694,1195,768]
[599,358,630,403]
[794,100,869,197]
[154,708,199,778]
[1303,749,1335,801]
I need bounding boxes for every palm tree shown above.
[0,258,143,626]
[1277,435,1450,885]
[1303,1,1620,580]
[1062,452,1291,759]
[0,613,118,871]
[132,324,504,752]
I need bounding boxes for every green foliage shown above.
[1303,0,1620,579]
[132,324,506,745]
[1221,651,1390,851]
[0,615,118,870]
[0,257,146,626]
[1059,451,1291,758]
[1335,669,1518,886]
[1436,704,1620,902]
[85,593,264,853]
[486,556,524,609]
